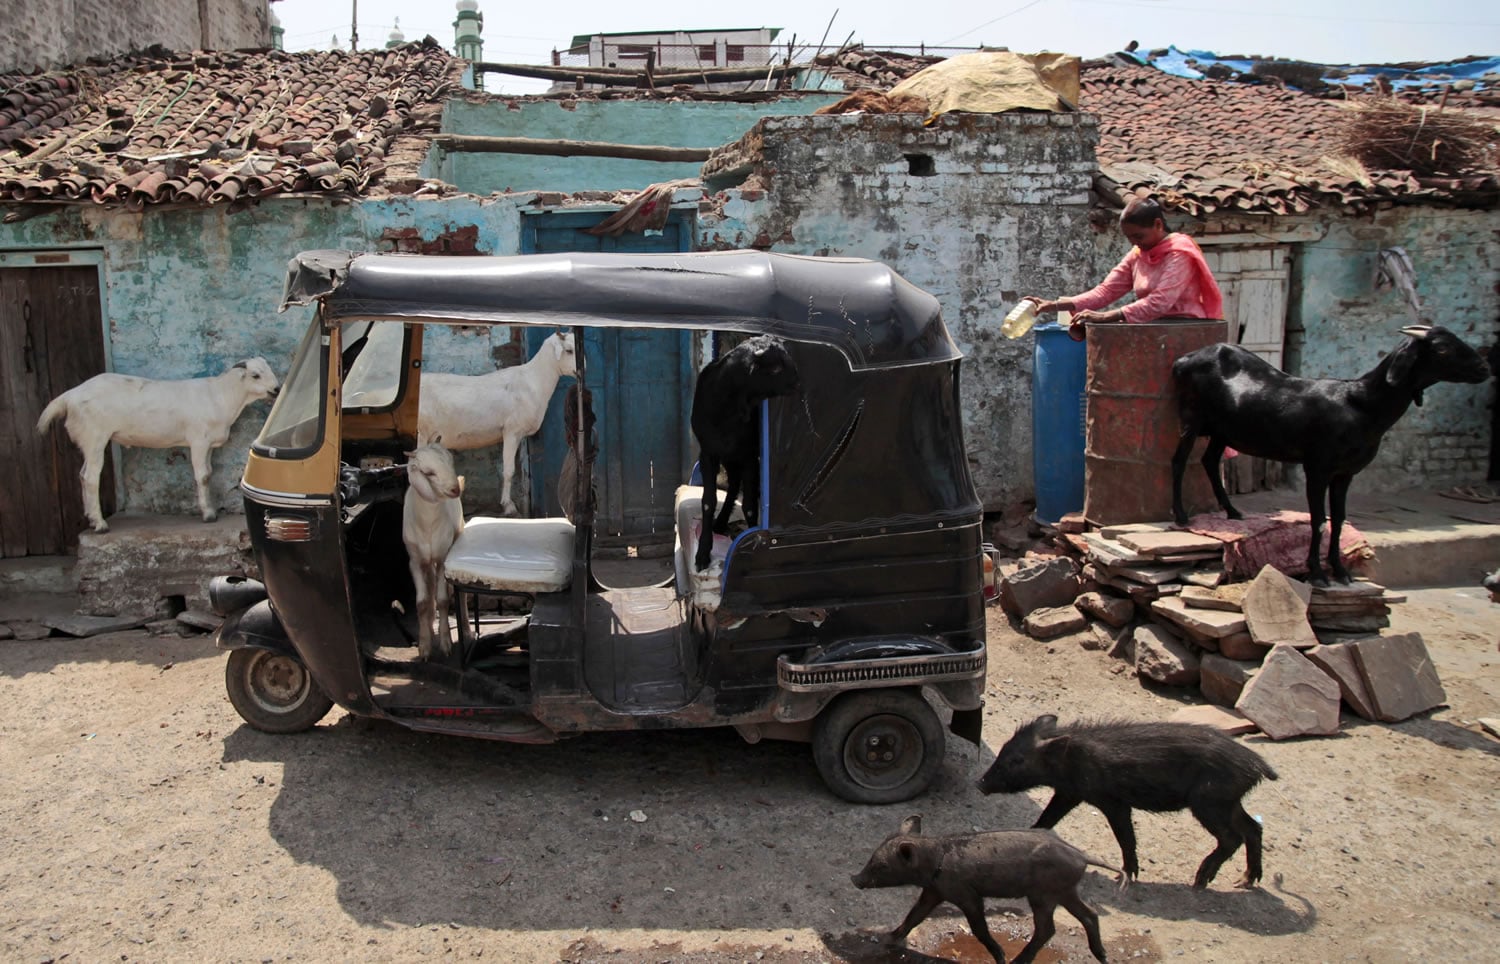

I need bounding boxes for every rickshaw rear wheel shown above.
[811,689,945,804]
[225,648,334,733]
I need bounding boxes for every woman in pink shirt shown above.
[1026,197,1223,341]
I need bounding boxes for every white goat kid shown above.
[418,331,577,516]
[35,358,280,533]
[402,437,465,662]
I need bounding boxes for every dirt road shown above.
[2,585,1497,963]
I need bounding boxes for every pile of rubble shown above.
[996,514,1443,739]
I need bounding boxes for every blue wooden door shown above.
[523,211,695,544]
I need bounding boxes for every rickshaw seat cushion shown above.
[674,485,741,611]
[445,516,574,593]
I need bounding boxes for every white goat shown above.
[402,437,465,663]
[35,358,280,533]
[418,331,577,516]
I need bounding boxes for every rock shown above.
[1169,704,1258,735]
[1075,591,1134,628]
[1134,624,1200,686]
[1182,568,1226,588]
[1218,631,1271,662]
[1024,605,1088,640]
[1311,614,1390,633]
[1107,623,1136,662]
[145,618,190,637]
[1099,522,1170,540]
[11,622,54,641]
[1080,532,1152,566]
[0,623,12,640]
[1150,596,1247,638]
[1181,583,1248,612]
[1479,718,1500,739]
[1057,512,1087,534]
[42,613,149,638]
[1235,644,1341,739]
[1243,565,1318,648]
[1117,530,1224,556]
[1099,563,1188,586]
[1305,642,1379,720]
[176,610,223,632]
[1200,653,1262,707]
[1350,632,1447,723]
[989,522,1033,552]
[999,557,1081,618]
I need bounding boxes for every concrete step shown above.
[75,512,255,616]
[1233,485,1500,589]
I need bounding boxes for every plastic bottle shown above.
[1001,299,1040,339]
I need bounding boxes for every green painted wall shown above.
[1288,207,1498,489]
[436,95,840,194]
[0,195,545,519]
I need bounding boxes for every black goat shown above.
[1171,324,1489,586]
[690,335,801,571]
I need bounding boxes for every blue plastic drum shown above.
[1032,321,1087,525]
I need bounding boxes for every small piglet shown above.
[977,715,1278,889]
[851,814,1114,964]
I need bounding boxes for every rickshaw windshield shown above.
[253,317,326,457]
[340,321,406,411]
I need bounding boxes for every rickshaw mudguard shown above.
[214,600,297,658]
[243,498,380,717]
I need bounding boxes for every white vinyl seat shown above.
[673,485,743,611]
[445,516,575,593]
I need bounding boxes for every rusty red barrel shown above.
[1083,319,1228,525]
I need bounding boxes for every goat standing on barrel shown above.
[690,335,801,571]
[36,358,280,533]
[1171,325,1489,585]
[418,331,576,517]
[403,437,464,663]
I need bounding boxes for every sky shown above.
[269,0,1500,96]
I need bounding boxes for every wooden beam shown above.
[471,61,798,87]
[430,134,711,162]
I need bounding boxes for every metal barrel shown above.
[1083,319,1228,525]
[1031,322,1087,525]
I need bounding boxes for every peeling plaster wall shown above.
[702,113,1100,509]
[437,96,840,194]
[1288,207,1498,490]
[0,194,547,521]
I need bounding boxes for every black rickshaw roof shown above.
[281,249,958,370]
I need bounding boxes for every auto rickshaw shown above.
[211,249,987,803]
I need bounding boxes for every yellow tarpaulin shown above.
[889,51,1081,121]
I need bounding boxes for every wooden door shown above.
[521,211,695,545]
[1201,244,1291,493]
[0,263,113,555]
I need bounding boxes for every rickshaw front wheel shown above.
[225,648,334,733]
[811,690,945,804]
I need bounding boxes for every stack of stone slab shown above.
[1061,522,1228,606]
[1146,564,1444,738]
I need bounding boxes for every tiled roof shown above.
[0,41,463,208]
[817,47,1498,214]
[1084,63,1500,215]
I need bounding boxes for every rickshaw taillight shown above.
[265,516,315,542]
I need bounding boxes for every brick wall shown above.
[701,112,1100,510]
[0,0,270,71]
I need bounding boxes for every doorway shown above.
[0,254,113,555]
[521,211,696,550]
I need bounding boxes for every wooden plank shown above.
[0,269,56,555]
[40,265,111,547]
